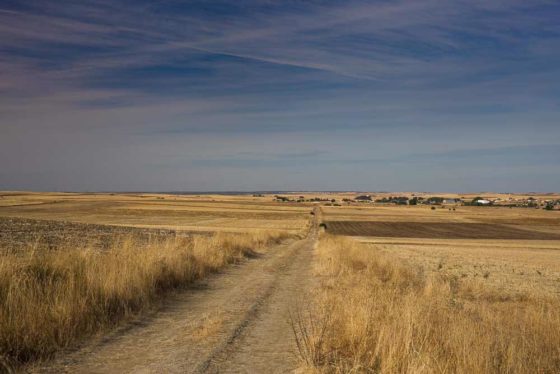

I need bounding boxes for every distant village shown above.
[267,194,560,210]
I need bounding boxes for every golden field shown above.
[293,202,560,373]
[0,192,310,370]
[0,192,311,235]
[2,191,560,372]
[321,204,560,296]
[295,235,560,373]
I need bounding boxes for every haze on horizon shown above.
[1,0,559,193]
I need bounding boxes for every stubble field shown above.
[0,192,309,233]
[0,192,311,253]
[321,204,560,296]
[294,203,560,373]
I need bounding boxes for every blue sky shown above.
[1,0,559,192]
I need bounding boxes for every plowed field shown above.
[324,221,560,240]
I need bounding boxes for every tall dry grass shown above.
[0,230,291,369]
[294,235,560,373]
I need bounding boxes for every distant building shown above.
[354,195,372,201]
[475,199,491,205]
[443,198,461,204]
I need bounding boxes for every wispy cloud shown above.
[189,144,560,168]
[1,0,559,191]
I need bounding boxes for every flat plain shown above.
[0,191,315,372]
[0,192,311,252]
[0,192,310,231]
[322,204,560,296]
[3,191,560,372]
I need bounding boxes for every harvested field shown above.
[324,220,560,240]
[295,235,560,373]
[0,217,188,253]
[3,191,559,372]
[359,238,560,296]
[0,192,312,234]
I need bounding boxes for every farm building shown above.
[475,199,491,205]
[354,195,372,201]
[443,198,461,204]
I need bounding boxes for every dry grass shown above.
[294,235,560,373]
[0,230,292,370]
[361,238,560,296]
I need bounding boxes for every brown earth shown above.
[324,221,560,240]
[0,217,188,252]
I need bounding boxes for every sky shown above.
[1,0,559,192]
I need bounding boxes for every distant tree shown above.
[427,196,444,205]
[409,197,418,205]
[471,196,484,205]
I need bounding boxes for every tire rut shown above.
[201,233,317,373]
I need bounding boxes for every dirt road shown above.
[32,213,319,374]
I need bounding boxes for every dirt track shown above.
[30,214,318,373]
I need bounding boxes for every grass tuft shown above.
[295,235,560,373]
[0,230,291,369]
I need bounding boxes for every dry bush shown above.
[0,230,291,369]
[295,235,560,373]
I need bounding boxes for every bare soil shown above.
[0,217,185,252]
[324,221,560,240]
